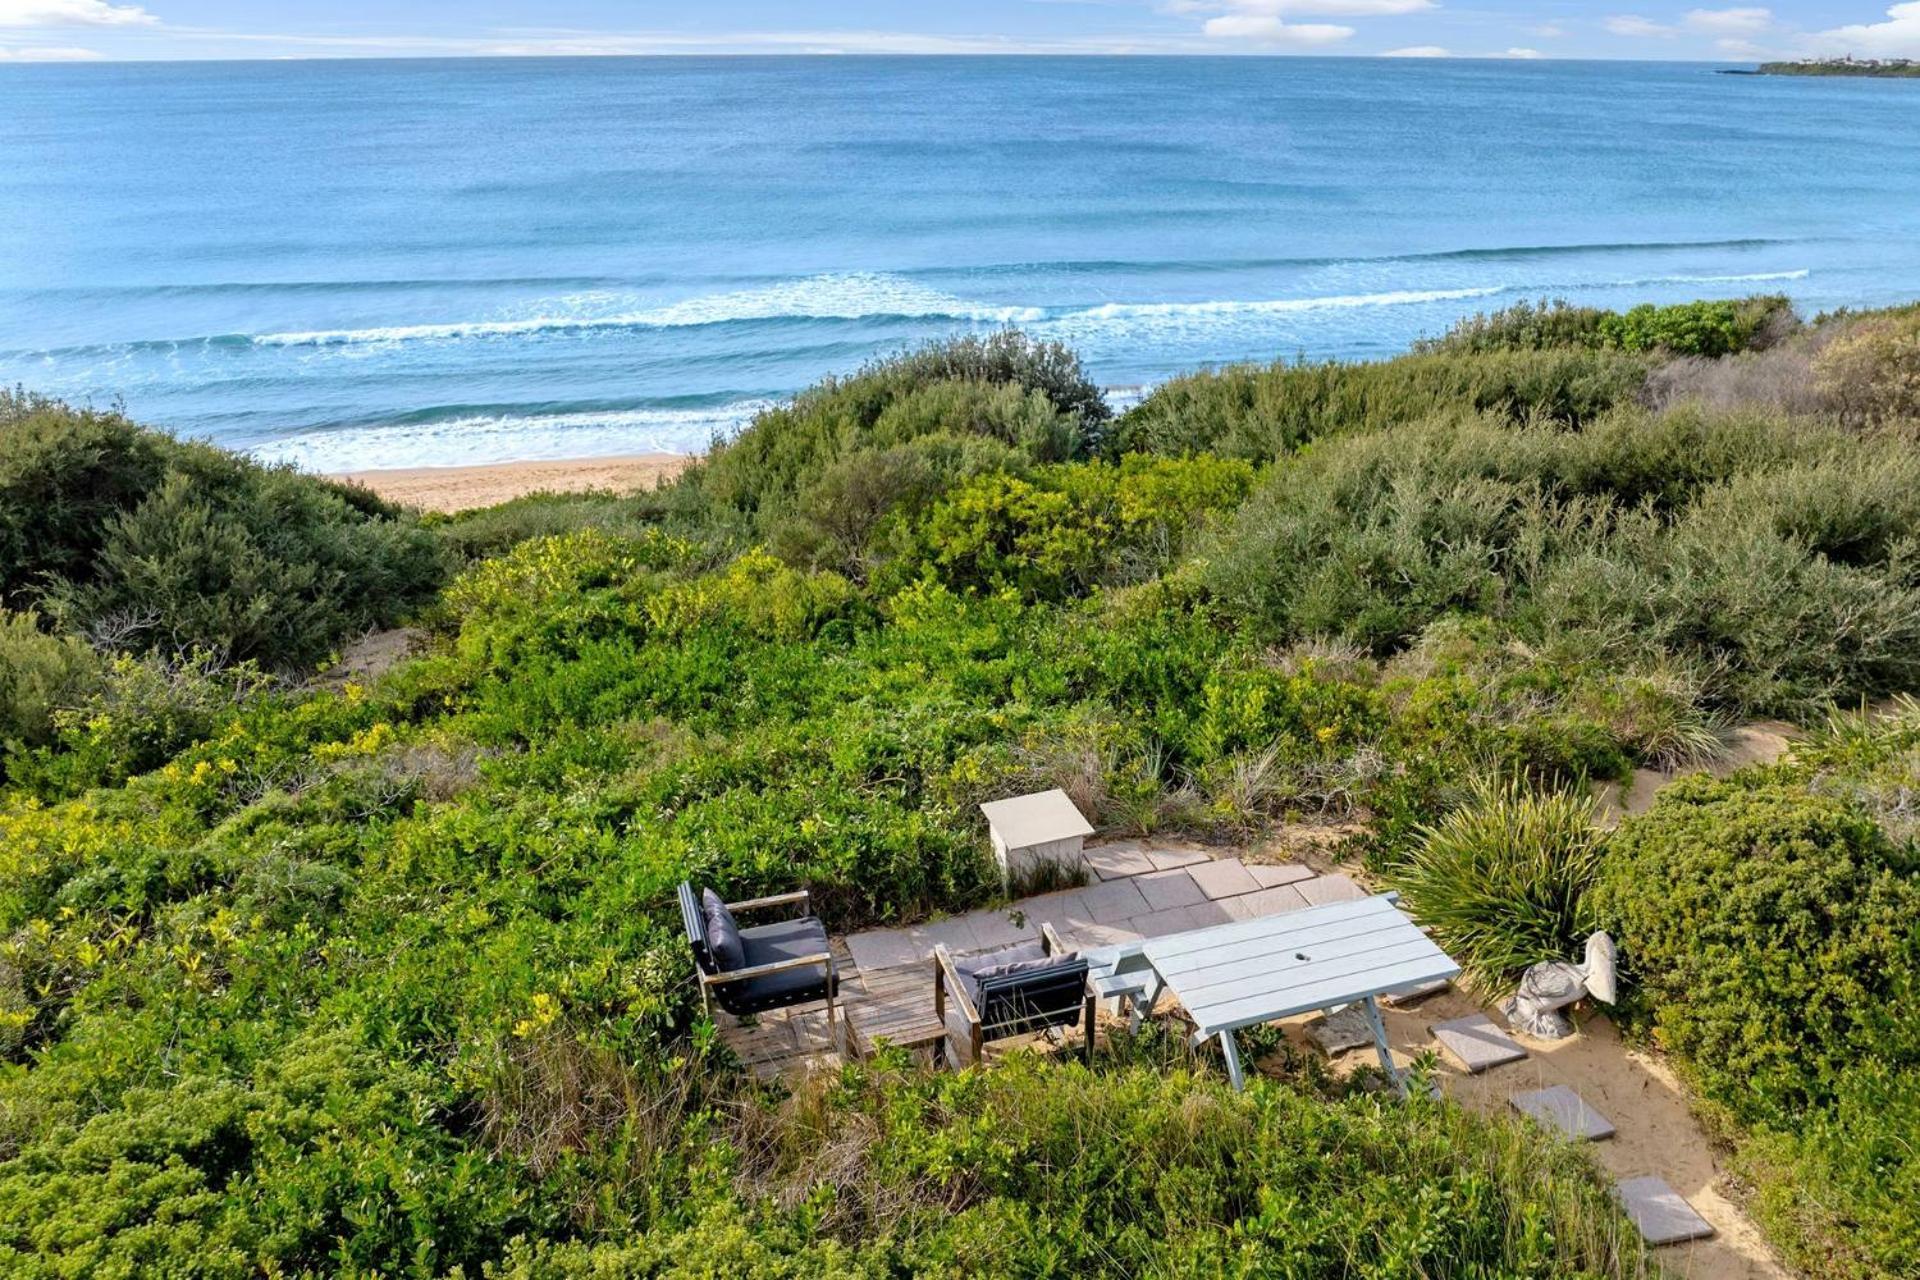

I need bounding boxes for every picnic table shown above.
[1139,893,1458,1093]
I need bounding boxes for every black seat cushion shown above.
[717,916,834,1015]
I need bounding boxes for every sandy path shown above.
[1373,993,1788,1279]
[334,452,695,513]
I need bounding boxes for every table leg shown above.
[1217,1030,1246,1091]
[1360,996,1406,1097]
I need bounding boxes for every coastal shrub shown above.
[1111,347,1648,460]
[1392,778,1605,994]
[1591,757,1920,1279]
[429,490,667,560]
[6,649,276,798]
[1591,772,1920,1121]
[693,333,1105,528]
[0,610,101,760]
[1813,309,1920,425]
[0,395,444,668]
[769,431,1028,575]
[902,455,1254,601]
[1418,295,1796,358]
[1205,409,1920,715]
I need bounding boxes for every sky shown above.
[2,0,1919,64]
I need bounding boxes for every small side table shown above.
[850,1004,950,1065]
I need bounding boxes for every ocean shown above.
[3,56,1918,470]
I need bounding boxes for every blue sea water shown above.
[3,56,1919,470]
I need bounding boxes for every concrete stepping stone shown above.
[960,908,1034,951]
[1248,861,1315,888]
[1381,977,1450,1007]
[1297,872,1367,906]
[1017,889,1089,930]
[1135,868,1208,910]
[845,927,930,972]
[1144,845,1210,871]
[1188,857,1261,900]
[1085,841,1155,880]
[916,915,981,954]
[1430,1013,1529,1073]
[1077,877,1152,923]
[1307,1005,1375,1055]
[1510,1085,1615,1141]
[1223,885,1311,920]
[1616,1176,1715,1245]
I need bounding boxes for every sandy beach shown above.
[335,452,695,513]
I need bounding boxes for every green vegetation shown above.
[3,304,1920,1276]
[1415,296,1797,359]
[1393,780,1605,995]
[1591,720,1920,1280]
[0,391,443,670]
[1755,58,1920,77]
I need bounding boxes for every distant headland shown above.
[1732,57,1920,77]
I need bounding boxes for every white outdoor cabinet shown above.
[979,788,1095,887]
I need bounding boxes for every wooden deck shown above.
[715,939,950,1080]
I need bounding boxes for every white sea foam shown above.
[253,274,1045,347]
[1617,269,1812,287]
[1064,287,1505,321]
[250,402,772,471]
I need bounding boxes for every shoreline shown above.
[334,452,696,513]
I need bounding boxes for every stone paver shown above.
[1511,1085,1615,1141]
[1616,1177,1715,1245]
[1160,901,1237,933]
[1058,921,1141,951]
[1019,889,1089,930]
[1135,868,1208,910]
[1298,872,1367,906]
[1431,1013,1529,1073]
[1085,841,1155,880]
[1381,977,1450,1007]
[1145,846,1211,871]
[961,908,1034,951]
[845,927,927,973]
[1188,858,1261,900]
[1307,1005,1375,1055]
[917,916,980,955]
[1078,877,1152,923]
[1248,862,1314,888]
[1128,907,1193,939]
[1224,885,1311,920]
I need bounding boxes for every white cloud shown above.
[1529,23,1566,37]
[0,40,99,55]
[1505,46,1545,57]
[1203,14,1356,42]
[1684,7,1772,35]
[1809,1,1920,56]
[0,0,155,27]
[1382,43,1450,55]
[1605,15,1676,37]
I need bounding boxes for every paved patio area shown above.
[844,839,1362,973]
